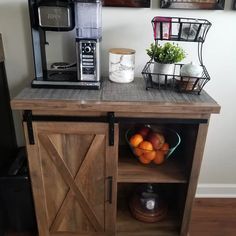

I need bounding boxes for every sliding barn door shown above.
[24,122,118,236]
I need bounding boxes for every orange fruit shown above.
[139,155,152,164]
[161,143,170,155]
[153,150,165,165]
[142,150,156,161]
[134,147,143,157]
[129,134,143,147]
[138,141,153,152]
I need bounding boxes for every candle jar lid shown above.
[109,48,136,55]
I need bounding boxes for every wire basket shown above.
[142,61,210,95]
[152,16,212,43]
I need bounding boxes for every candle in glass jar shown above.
[109,48,136,83]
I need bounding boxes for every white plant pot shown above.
[152,62,175,84]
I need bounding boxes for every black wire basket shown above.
[142,16,212,94]
[152,16,211,43]
[142,61,210,95]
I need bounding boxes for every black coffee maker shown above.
[29,0,102,89]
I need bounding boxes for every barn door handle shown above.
[107,176,113,204]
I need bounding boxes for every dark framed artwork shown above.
[160,0,225,10]
[234,0,236,9]
[103,0,151,8]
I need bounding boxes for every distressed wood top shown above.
[0,34,4,63]
[11,78,220,115]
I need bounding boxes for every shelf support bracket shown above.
[23,110,35,145]
[107,112,115,146]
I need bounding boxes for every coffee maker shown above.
[29,0,102,89]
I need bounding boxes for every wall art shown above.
[160,0,225,10]
[103,0,150,8]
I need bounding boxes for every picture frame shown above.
[160,0,225,10]
[234,0,236,10]
[103,0,151,8]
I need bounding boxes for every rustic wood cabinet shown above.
[24,121,118,236]
[11,79,220,236]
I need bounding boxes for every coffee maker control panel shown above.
[77,40,100,82]
[82,42,96,75]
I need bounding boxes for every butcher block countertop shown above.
[11,78,220,117]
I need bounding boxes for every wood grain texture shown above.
[6,198,236,236]
[32,110,210,120]
[48,134,105,232]
[118,149,187,183]
[109,48,136,55]
[105,124,119,233]
[5,233,112,236]
[24,122,117,236]
[11,79,220,115]
[38,134,103,232]
[189,198,236,236]
[50,233,114,236]
[117,195,180,236]
[180,123,209,236]
[0,34,4,62]
[23,123,50,236]
[16,84,220,236]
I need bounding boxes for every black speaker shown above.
[0,36,37,233]
[0,51,17,169]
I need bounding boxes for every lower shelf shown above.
[117,202,180,236]
[116,187,181,236]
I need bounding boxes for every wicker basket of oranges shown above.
[126,125,181,165]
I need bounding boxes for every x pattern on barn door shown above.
[36,126,107,234]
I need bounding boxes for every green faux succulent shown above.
[146,42,186,64]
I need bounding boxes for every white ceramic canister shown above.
[109,48,136,83]
[180,62,203,78]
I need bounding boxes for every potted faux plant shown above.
[146,42,186,83]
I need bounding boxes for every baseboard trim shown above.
[196,184,236,198]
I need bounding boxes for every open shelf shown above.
[117,207,179,236]
[116,187,181,236]
[118,148,187,183]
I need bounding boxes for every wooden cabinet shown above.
[24,122,118,236]
[11,80,220,236]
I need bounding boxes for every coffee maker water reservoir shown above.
[75,0,102,88]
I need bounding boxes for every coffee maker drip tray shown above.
[31,72,101,90]
[47,71,77,82]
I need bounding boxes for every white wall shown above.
[1,1,236,192]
